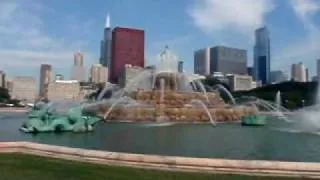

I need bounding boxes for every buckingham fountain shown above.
[10,46,320,165]
[20,46,260,133]
[97,46,259,125]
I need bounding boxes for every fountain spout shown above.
[275,91,281,108]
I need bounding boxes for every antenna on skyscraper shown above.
[105,13,110,28]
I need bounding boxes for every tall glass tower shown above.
[253,27,270,85]
[100,14,112,68]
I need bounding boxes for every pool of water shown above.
[1,112,320,162]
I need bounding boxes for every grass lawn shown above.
[0,153,312,180]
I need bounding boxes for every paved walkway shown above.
[1,141,320,178]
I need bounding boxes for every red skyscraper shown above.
[110,27,145,83]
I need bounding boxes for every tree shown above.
[0,87,10,101]
[201,76,231,91]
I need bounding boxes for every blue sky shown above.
[0,0,320,83]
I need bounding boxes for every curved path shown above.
[1,142,320,178]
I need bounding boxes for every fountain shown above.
[212,84,236,105]
[20,100,101,133]
[97,46,258,124]
[20,46,260,133]
[280,82,320,134]
[275,91,281,109]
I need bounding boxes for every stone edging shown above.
[0,141,320,178]
[0,108,28,112]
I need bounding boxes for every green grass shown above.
[0,153,311,180]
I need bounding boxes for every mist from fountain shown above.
[97,70,153,101]
[103,96,143,121]
[194,79,209,103]
[252,99,290,122]
[272,83,320,135]
[186,99,216,126]
[213,84,236,105]
[160,78,165,103]
[156,45,178,73]
[275,91,281,109]
[190,81,197,91]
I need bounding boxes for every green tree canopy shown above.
[0,87,10,101]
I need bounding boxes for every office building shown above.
[317,59,320,81]
[47,80,80,101]
[247,67,253,77]
[194,48,210,75]
[117,65,145,88]
[178,61,184,73]
[74,50,84,66]
[78,83,100,101]
[71,51,86,82]
[291,62,307,82]
[227,74,253,91]
[270,70,288,83]
[312,76,318,82]
[209,72,230,85]
[39,64,53,98]
[55,74,64,81]
[110,27,145,83]
[90,64,108,83]
[210,46,247,75]
[6,80,13,96]
[253,27,271,84]
[12,76,37,102]
[0,71,5,88]
[251,81,258,89]
[100,14,112,68]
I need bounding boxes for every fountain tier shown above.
[98,79,258,123]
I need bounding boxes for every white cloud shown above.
[0,1,94,73]
[291,0,320,18]
[273,0,320,75]
[188,0,275,35]
[290,0,320,31]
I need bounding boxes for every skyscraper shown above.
[0,71,6,88]
[254,27,271,85]
[178,61,184,73]
[74,50,84,66]
[110,27,145,83]
[317,59,320,81]
[55,74,64,81]
[194,46,247,75]
[291,62,307,82]
[71,51,86,82]
[100,14,112,68]
[90,64,108,83]
[247,67,253,76]
[12,76,37,102]
[39,64,52,98]
[194,48,210,75]
[210,46,247,75]
[270,70,288,83]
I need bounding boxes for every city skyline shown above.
[0,0,320,81]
